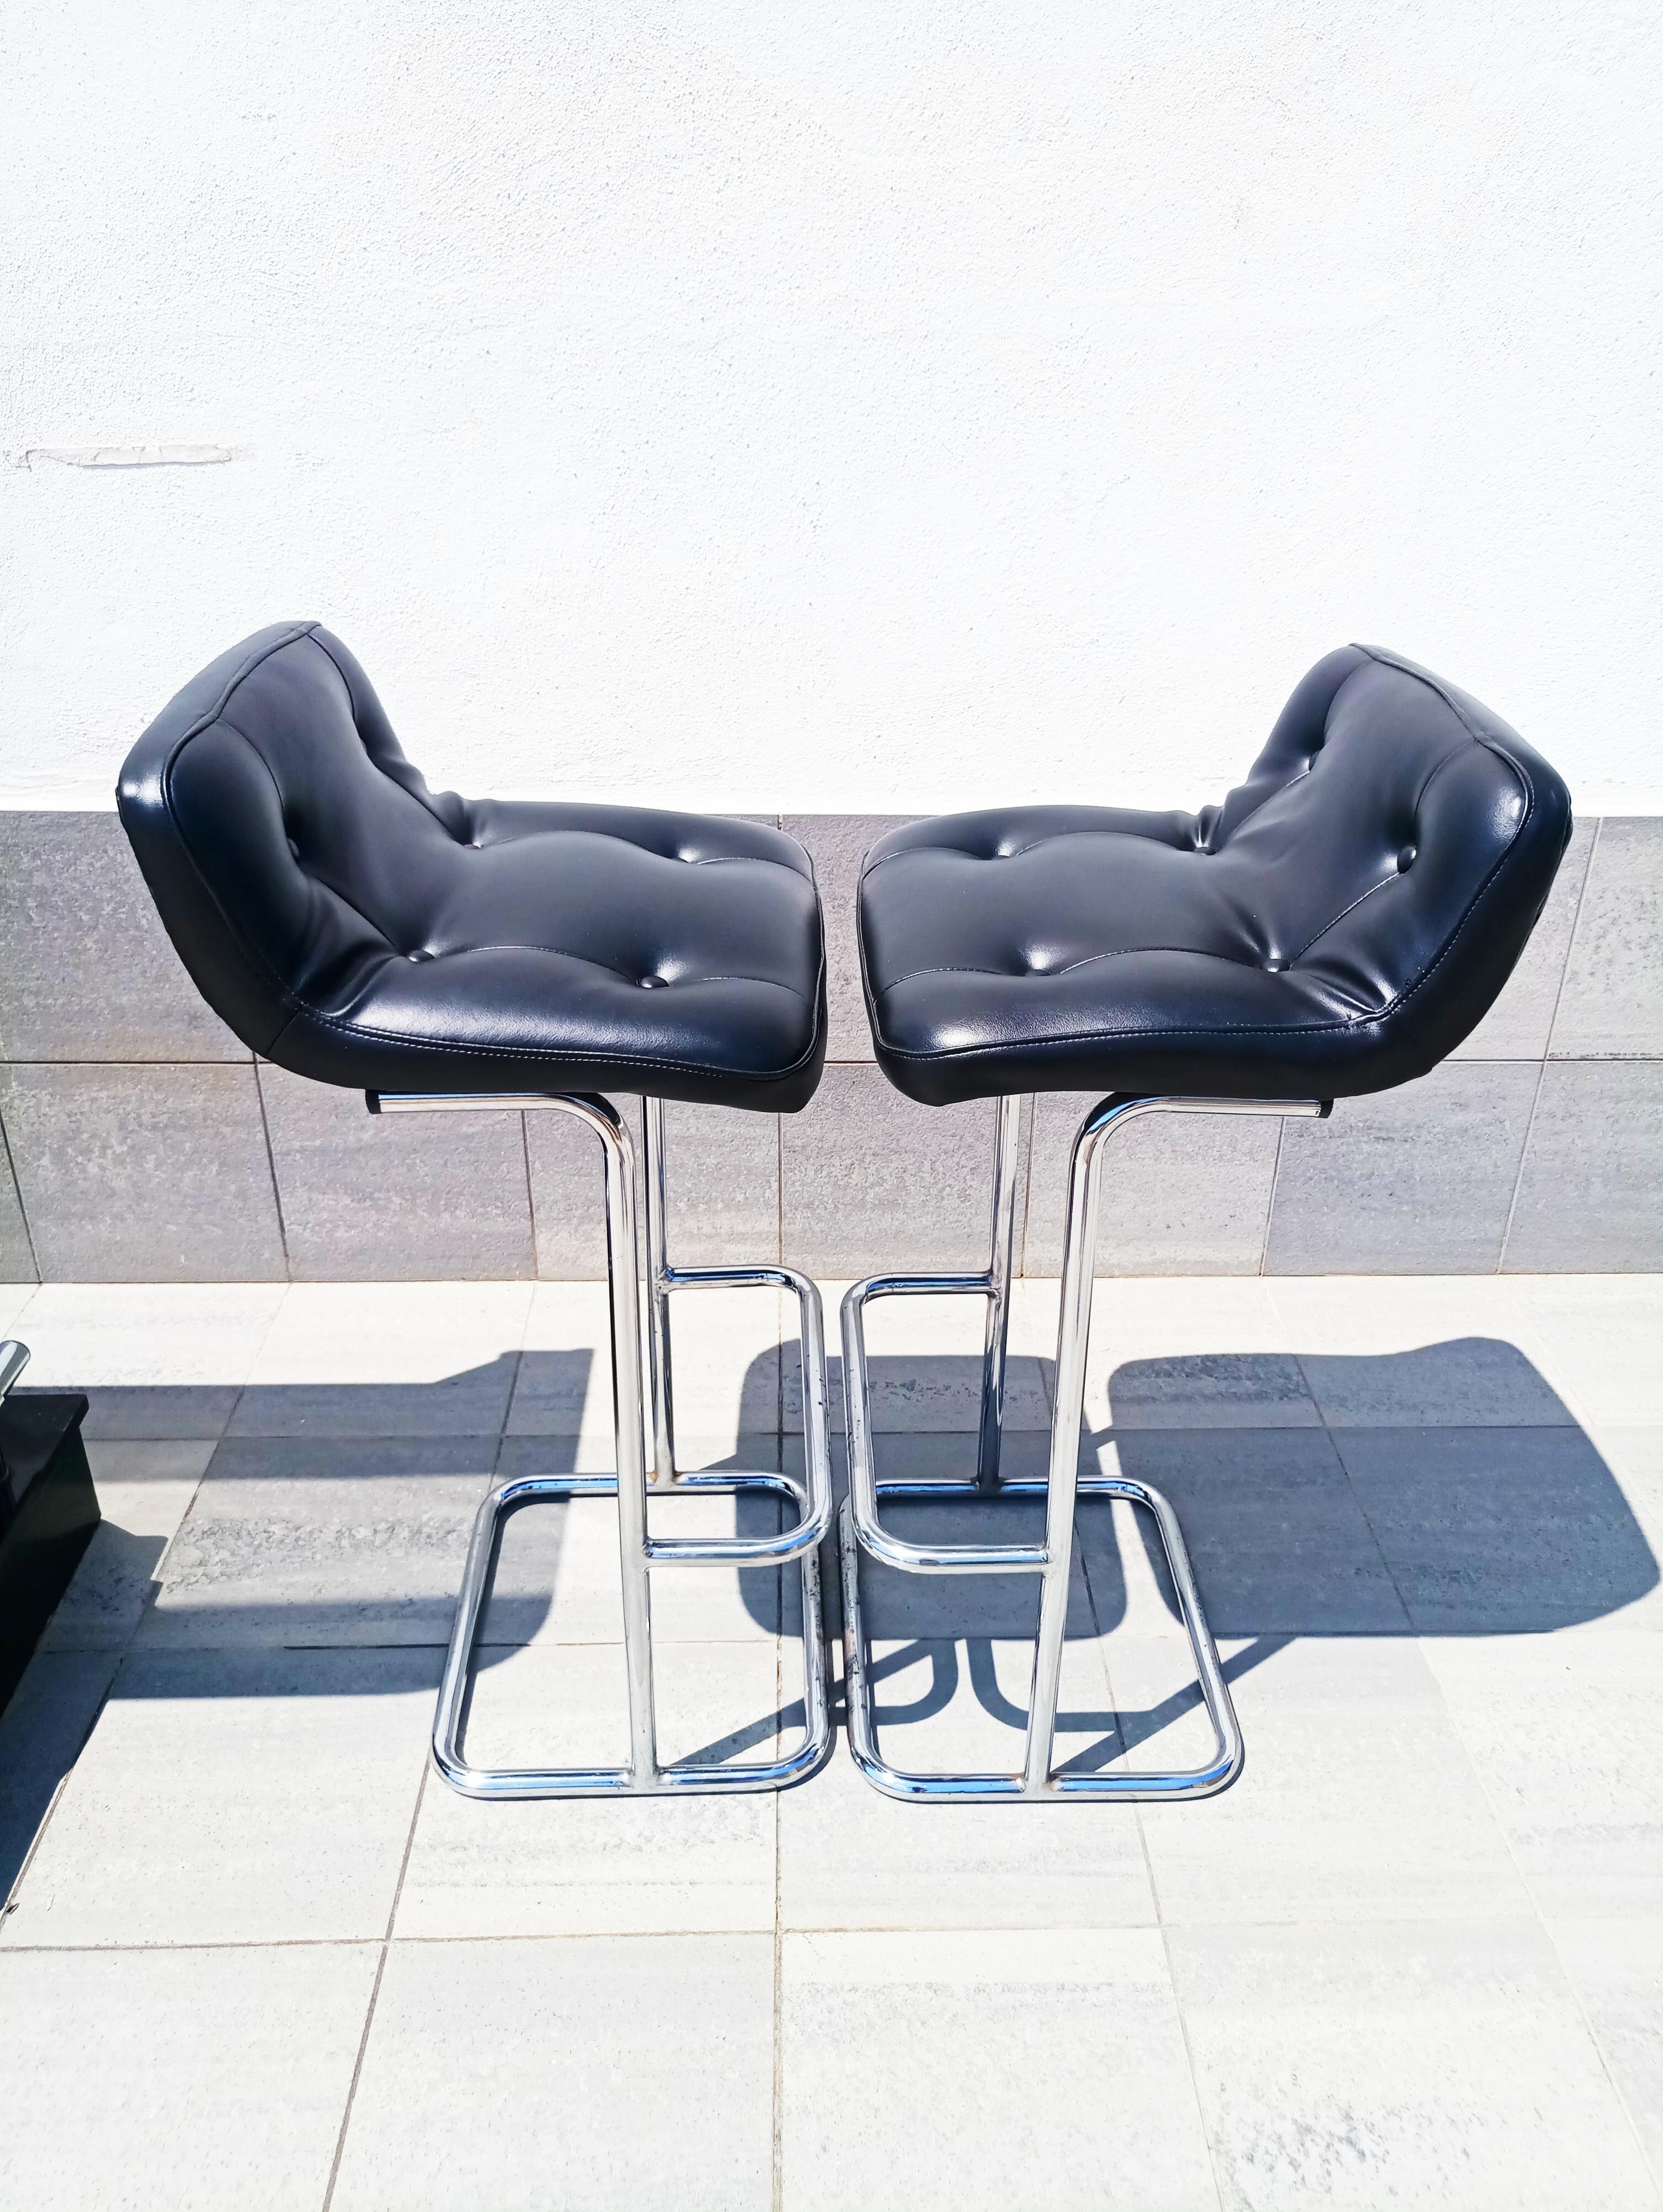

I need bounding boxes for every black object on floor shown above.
[0,1391,98,1716]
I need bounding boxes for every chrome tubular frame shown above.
[370,1089,833,1798]
[839,1091,1327,1802]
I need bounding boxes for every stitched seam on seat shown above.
[1284,873,1396,965]
[1195,651,1374,848]
[384,945,812,1003]
[281,1000,824,1084]
[860,842,991,881]
[222,719,402,956]
[305,630,465,839]
[1354,644,1488,744]
[873,946,1268,994]
[859,825,1190,884]
[1280,739,1469,966]
[469,824,812,878]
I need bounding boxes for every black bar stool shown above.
[844,645,1573,1801]
[119,622,833,1798]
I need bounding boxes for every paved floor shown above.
[1,1272,1660,2210]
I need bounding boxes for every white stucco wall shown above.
[4,2,1659,815]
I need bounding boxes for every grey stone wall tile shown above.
[258,1064,534,1281]
[781,1063,994,1277]
[0,812,248,1063]
[0,1063,286,1281]
[1021,1092,1280,1277]
[1503,1060,1663,1272]
[781,816,915,1062]
[0,1120,38,1280]
[1264,1060,1539,1275]
[1450,815,1596,1061]
[1549,819,1663,1059]
[525,1098,631,1279]
[655,1100,780,1266]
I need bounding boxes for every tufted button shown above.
[640,974,665,988]
[1397,844,1418,872]
[286,836,301,862]
[1264,957,1289,973]
[406,950,431,963]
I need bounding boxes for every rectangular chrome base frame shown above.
[838,1480,1237,1803]
[838,1091,1328,1803]
[437,1468,828,1798]
[373,1088,833,1798]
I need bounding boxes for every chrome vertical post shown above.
[643,1095,676,1486]
[595,1096,658,1787]
[975,1093,1022,1491]
[1022,1092,1109,1792]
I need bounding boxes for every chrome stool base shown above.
[373,1089,833,1798]
[839,1091,1327,1802]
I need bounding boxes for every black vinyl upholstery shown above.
[118,624,827,1111]
[859,646,1572,1107]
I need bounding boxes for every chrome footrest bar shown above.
[839,1091,1326,1802]
[374,1088,833,1798]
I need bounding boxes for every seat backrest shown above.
[1197,643,1572,1057]
[118,623,483,1057]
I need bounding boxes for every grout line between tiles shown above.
[250,1061,292,1279]
[0,1098,43,1284]
[1134,1810,1227,2212]
[1496,1057,1549,1274]
[321,1759,429,2211]
[1258,1119,1286,1277]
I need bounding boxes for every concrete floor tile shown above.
[1421,1632,1663,1918]
[398,1642,781,1936]
[482,1460,785,1642]
[12,1281,286,1438]
[788,1279,1052,1436]
[3,1647,435,1946]
[331,1934,774,2212]
[510,1279,783,1446]
[1127,1636,1527,1926]
[1513,1278,1663,1428]
[1083,1277,1319,1431]
[231,1281,531,1436]
[1333,1427,1661,1634]
[38,1440,212,1651]
[1080,1430,1409,1636]
[848,1490,1096,1640]
[1268,1275,1572,1427]
[1552,1917,1663,2185]
[504,1279,607,1432]
[1168,1918,1657,2211]
[780,1927,1216,2210]
[780,1733,1155,1932]
[0,1943,378,2212]
[137,1434,498,1647]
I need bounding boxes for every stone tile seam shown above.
[320,1760,430,2211]
[7,1906,1630,1960]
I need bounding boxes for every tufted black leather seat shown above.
[118,624,827,1111]
[858,646,1572,1107]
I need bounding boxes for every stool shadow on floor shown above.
[4,1335,1655,1869]
[724,1332,1659,1779]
